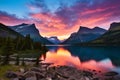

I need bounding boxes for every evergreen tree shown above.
[2,37,15,65]
[0,56,1,64]
[21,58,25,66]
[14,36,23,50]
[15,55,20,65]
[34,42,42,50]
[21,34,34,50]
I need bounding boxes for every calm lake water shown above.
[43,45,120,72]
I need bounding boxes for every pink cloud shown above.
[0,0,120,39]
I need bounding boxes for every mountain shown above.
[109,22,120,31]
[10,23,53,44]
[0,23,22,38]
[46,36,61,44]
[63,26,106,44]
[90,22,120,45]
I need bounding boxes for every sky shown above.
[0,0,120,40]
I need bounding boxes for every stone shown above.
[5,71,17,78]
[92,78,99,80]
[26,77,37,80]
[20,68,25,73]
[23,71,35,78]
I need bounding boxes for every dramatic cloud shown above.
[27,0,120,39]
[0,11,31,26]
[0,0,120,39]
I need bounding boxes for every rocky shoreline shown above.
[5,63,120,80]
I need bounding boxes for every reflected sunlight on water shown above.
[41,47,115,72]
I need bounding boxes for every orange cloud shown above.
[1,0,120,40]
[30,13,76,40]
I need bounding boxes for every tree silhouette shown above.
[21,58,25,66]
[15,55,20,65]
[2,37,15,65]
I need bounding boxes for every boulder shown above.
[5,71,17,78]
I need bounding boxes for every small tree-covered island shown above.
[0,0,120,80]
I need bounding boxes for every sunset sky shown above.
[0,0,120,40]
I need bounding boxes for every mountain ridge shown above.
[87,22,120,45]
[10,23,53,44]
[63,26,107,44]
[0,23,23,38]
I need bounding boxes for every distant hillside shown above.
[63,26,106,44]
[89,22,120,45]
[0,23,22,38]
[10,23,53,44]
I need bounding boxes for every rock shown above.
[5,65,103,80]
[23,71,35,78]
[56,71,69,79]
[92,78,99,80]
[35,72,45,79]
[46,77,52,80]
[18,76,26,80]
[12,78,19,80]
[85,77,90,80]
[20,68,25,73]
[104,71,119,77]
[104,71,119,80]
[83,70,93,78]
[31,67,41,72]
[5,71,17,78]
[26,77,36,80]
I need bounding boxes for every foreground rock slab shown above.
[5,65,120,80]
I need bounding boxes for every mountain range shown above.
[0,22,120,45]
[63,26,107,44]
[90,22,120,45]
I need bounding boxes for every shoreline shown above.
[1,63,120,80]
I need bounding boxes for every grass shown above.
[0,64,33,80]
[0,49,46,80]
[0,49,45,58]
[17,50,43,58]
[0,65,19,80]
[16,49,42,54]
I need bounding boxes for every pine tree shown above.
[14,36,23,50]
[21,34,34,50]
[2,37,15,65]
[21,58,25,66]
[34,42,42,50]
[15,55,20,65]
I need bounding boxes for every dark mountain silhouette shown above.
[10,23,53,44]
[46,36,61,44]
[90,22,120,45]
[63,26,106,44]
[0,23,22,38]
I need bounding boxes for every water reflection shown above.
[41,46,119,71]
[64,46,120,66]
[42,48,81,68]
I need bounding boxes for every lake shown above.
[42,45,120,72]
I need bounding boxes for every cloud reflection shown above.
[41,47,115,72]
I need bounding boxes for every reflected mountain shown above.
[44,45,120,67]
[64,46,120,66]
